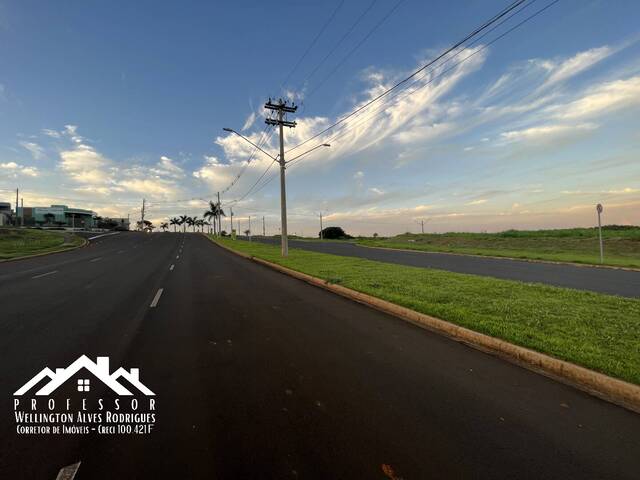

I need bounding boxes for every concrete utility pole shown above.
[265,98,298,257]
[262,216,265,237]
[217,192,222,237]
[230,207,234,233]
[248,215,252,241]
[20,198,24,227]
[596,203,604,264]
[140,198,146,232]
[320,212,323,240]
[421,219,425,234]
[15,188,19,227]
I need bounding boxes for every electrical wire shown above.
[281,0,346,90]
[231,0,559,200]
[305,0,407,100]
[286,0,529,155]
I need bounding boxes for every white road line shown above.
[169,264,175,271]
[88,232,120,240]
[89,257,102,262]
[117,250,125,254]
[150,288,164,308]
[176,255,180,259]
[32,270,58,279]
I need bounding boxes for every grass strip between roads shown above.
[212,236,640,386]
[356,228,640,268]
[0,228,84,260]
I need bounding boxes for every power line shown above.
[230,0,559,199]
[313,0,549,153]
[281,0,346,90]
[305,0,407,99]
[286,0,529,155]
[299,0,379,89]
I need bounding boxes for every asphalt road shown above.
[0,232,639,479]
[247,237,640,298]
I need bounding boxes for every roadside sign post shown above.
[596,203,604,264]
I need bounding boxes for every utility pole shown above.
[262,216,265,237]
[20,198,24,227]
[230,207,234,233]
[140,198,146,232]
[265,98,297,256]
[421,219,424,234]
[248,215,252,241]
[319,212,323,240]
[14,188,18,227]
[217,192,222,237]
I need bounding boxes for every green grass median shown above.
[356,227,640,268]
[212,236,640,385]
[0,228,84,260]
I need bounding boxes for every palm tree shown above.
[169,217,179,232]
[204,203,217,236]
[196,219,205,232]
[191,216,199,232]
[160,222,169,232]
[204,200,226,237]
[179,215,188,233]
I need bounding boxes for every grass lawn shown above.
[356,227,640,268]
[0,228,84,260]
[212,236,640,385]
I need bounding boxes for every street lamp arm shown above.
[285,143,330,164]
[223,128,278,161]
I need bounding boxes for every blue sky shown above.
[1,0,639,234]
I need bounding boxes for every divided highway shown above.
[1,232,639,479]
[249,237,640,298]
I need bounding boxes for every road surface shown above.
[0,232,638,479]
[247,237,640,298]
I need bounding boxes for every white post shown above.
[596,203,604,264]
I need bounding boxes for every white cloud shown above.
[242,112,257,131]
[499,123,597,143]
[353,171,364,180]
[42,128,61,138]
[19,141,45,160]
[553,76,640,120]
[466,199,487,205]
[0,161,39,177]
[542,46,613,89]
[152,156,185,179]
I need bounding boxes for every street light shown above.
[223,127,330,256]
[223,128,277,161]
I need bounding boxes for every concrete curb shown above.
[211,237,640,414]
[356,243,640,272]
[0,235,88,263]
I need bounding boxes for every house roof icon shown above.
[14,355,154,396]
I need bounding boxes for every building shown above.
[17,204,97,229]
[0,202,12,226]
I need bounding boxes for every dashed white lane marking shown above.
[150,288,164,308]
[88,232,120,240]
[176,255,180,259]
[117,250,125,254]
[89,257,102,262]
[55,461,81,480]
[32,270,58,279]
[169,264,175,271]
